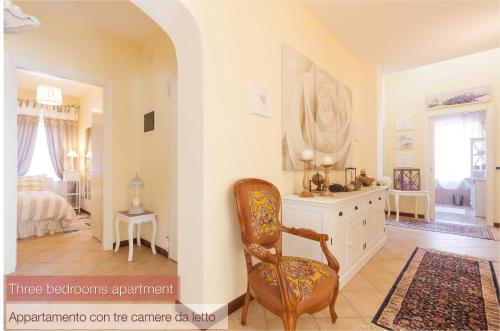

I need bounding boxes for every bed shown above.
[17,175,76,239]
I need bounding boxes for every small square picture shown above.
[251,83,272,118]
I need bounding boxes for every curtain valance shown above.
[17,98,79,121]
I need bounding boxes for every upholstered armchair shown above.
[233,178,340,331]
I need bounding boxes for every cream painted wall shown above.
[383,49,499,220]
[6,2,142,241]
[138,30,177,251]
[182,1,377,304]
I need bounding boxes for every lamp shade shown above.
[67,150,78,158]
[36,85,62,106]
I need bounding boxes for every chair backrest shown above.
[234,178,282,251]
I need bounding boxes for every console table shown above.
[282,186,387,289]
[114,211,157,262]
[386,189,431,222]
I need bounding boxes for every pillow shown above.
[17,175,47,191]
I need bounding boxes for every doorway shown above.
[431,111,488,225]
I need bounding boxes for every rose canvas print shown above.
[281,45,353,171]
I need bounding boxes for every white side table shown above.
[114,211,157,262]
[387,189,431,222]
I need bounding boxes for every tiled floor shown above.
[14,230,177,276]
[435,204,486,225]
[12,224,499,330]
[226,223,499,330]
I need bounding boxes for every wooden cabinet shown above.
[282,186,387,289]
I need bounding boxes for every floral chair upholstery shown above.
[234,178,340,331]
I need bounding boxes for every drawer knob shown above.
[355,206,359,210]
[339,211,343,216]
[369,200,372,204]
[378,197,381,200]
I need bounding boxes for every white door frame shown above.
[423,105,494,226]
[3,55,114,273]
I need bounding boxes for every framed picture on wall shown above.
[396,134,413,149]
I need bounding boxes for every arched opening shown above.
[4,0,204,304]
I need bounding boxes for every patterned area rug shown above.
[386,219,496,240]
[372,248,500,331]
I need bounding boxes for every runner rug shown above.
[386,219,496,240]
[372,248,500,330]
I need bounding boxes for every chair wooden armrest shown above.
[244,242,281,264]
[278,224,340,273]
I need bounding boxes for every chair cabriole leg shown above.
[329,277,340,323]
[282,312,297,331]
[241,286,252,325]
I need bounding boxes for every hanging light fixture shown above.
[36,85,62,106]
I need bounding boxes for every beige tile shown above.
[28,262,72,275]
[227,318,268,330]
[121,261,162,275]
[87,262,128,275]
[267,317,318,330]
[315,317,369,330]
[342,291,385,318]
[57,260,104,275]
[359,273,398,295]
[156,260,178,275]
[11,262,39,275]
[342,274,378,292]
[19,250,64,263]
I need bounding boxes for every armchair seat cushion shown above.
[248,256,337,315]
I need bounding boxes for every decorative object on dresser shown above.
[282,186,387,289]
[320,156,334,197]
[356,169,375,187]
[114,210,157,262]
[344,167,357,185]
[299,149,314,198]
[129,173,145,214]
[311,172,325,192]
[62,170,81,214]
[393,167,420,191]
[234,178,340,331]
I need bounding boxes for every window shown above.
[26,114,59,181]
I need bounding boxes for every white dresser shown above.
[282,186,387,289]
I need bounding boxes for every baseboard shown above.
[116,238,169,259]
[388,211,425,219]
[228,293,246,315]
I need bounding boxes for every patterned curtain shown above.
[44,118,79,179]
[17,114,40,176]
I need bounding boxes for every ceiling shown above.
[304,1,500,72]
[18,0,160,44]
[17,69,97,98]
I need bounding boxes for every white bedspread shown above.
[17,190,76,239]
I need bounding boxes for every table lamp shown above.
[66,150,78,171]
